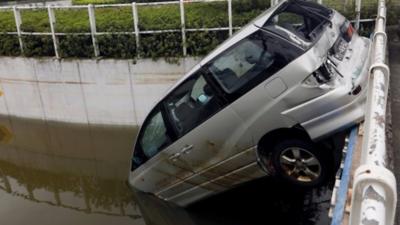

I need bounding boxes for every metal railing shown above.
[0,0,376,59]
[348,0,397,225]
[329,0,396,224]
[0,0,240,58]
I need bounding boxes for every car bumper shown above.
[300,87,366,140]
[282,37,371,140]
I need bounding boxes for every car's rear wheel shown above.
[271,139,330,187]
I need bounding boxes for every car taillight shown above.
[340,20,355,42]
[331,21,355,60]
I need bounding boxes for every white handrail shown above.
[349,0,397,224]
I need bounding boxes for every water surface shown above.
[0,115,333,225]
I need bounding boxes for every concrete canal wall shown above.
[0,57,200,126]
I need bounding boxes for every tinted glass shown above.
[132,107,172,169]
[264,1,331,42]
[207,30,302,96]
[165,71,223,137]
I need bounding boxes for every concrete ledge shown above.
[0,57,200,126]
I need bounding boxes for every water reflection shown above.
[0,115,333,225]
[0,115,143,225]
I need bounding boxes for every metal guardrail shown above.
[348,0,397,224]
[328,0,396,224]
[0,0,375,59]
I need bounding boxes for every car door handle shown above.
[169,152,181,162]
[181,145,194,154]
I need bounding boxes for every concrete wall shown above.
[0,57,200,126]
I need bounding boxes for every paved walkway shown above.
[388,26,400,225]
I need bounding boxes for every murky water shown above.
[0,115,333,225]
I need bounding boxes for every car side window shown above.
[165,71,223,137]
[207,30,302,96]
[133,107,172,169]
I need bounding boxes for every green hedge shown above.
[0,0,270,59]
[0,0,398,59]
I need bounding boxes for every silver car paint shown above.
[129,3,371,207]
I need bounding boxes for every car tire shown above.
[271,138,331,188]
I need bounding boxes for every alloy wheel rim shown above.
[279,147,321,183]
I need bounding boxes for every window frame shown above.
[204,29,304,102]
[132,103,177,169]
[132,68,228,170]
[262,1,332,45]
[162,68,228,139]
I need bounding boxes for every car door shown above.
[129,104,197,196]
[155,70,254,200]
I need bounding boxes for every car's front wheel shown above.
[271,139,330,188]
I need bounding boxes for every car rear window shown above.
[206,30,303,97]
[263,1,332,43]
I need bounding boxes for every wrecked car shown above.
[129,0,371,206]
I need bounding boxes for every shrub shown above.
[22,35,54,56]
[98,34,136,58]
[0,35,21,56]
[58,35,94,58]
[0,0,398,59]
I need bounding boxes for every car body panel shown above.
[154,105,253,199]
[129,1,371,207]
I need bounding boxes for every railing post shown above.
[349,1,397,225]
[47,5,60,59]
[179,0,187,56]
[132,2,140,58]
[227,0,233,36]
[271,0,279,6]
[355,0,362,30]
[88,4,99,57]
[12,6,24,55]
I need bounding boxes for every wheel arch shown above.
[255,125,312,174]
[255,124,347,175]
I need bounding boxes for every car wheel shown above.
[271,139,330,187]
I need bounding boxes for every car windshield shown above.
[263,1,332,43]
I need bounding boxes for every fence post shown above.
[271,0,280,6]
[47,5,60,58]
[179,0,187,56]
[88,4,99,57]
[355,0,362,30]
[228,0,233,36]
[132,2,140,58]
[12,6,24,55]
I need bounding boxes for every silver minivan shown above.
[129,0,371,206]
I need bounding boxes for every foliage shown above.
[0,0,398,59]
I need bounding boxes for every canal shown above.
[0,115,333,225]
